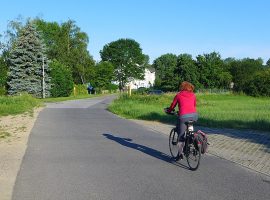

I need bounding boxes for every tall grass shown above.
[108,93,270,132]
[0,94,41,116]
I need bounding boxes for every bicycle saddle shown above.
[185,120,195,126]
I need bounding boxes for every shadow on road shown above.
[103,133,189,170]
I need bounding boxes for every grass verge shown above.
[0,93,111,117]
[0,94,41,116]
[108,93,270,132]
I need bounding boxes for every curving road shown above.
[12,95,270,200]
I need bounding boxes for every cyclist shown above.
[165,81,198,160]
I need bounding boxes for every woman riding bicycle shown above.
[165,81,198,160]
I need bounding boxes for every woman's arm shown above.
[168,95,178,112]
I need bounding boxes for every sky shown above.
[1,0,270,63]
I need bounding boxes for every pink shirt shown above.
[168,91,197,116]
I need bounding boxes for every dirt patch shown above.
[0,107,43,200]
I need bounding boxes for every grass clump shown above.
[0,94,41,116]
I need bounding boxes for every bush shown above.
[0,86,6,96]
[106,83,118,92]
[244,69,270,97]
[0,93,41,116]
[74,84,88,95]
[50,60,74,97]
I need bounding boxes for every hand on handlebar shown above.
[164,107,176,115]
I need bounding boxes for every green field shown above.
[108,93,270,132]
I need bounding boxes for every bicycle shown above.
[165,109,201,170]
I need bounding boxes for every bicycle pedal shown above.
[175,154,183,161]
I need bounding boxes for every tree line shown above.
[0,18,148,97]
[0,17,269,97]
[153,53,270,96]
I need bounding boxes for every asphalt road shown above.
[12,95,270,200]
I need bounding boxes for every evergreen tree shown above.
[7,21,51,98]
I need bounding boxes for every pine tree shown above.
[7,21,51,98]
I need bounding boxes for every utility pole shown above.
[42,55,45,98]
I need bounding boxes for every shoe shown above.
[175,153,183,161]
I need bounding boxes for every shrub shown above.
[50,60,74,97]
[244,69,270,97]
[106,83,118,92]
[73,84,88,95]
[0,87,6,96]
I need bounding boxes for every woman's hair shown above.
[180,81,195,92]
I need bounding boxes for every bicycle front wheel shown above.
[169,128,180,159]
[186,142,201,170]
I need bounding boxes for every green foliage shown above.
[106,83,118,91]
[153,52,232,92]
[0,55,8,90]
[34,19,95,84]
[49,60,74,97]
[109,93,270,132]
[0,93,41,116]
[0,87,6,95]
[7,21,51,98]
[196,52,231,89]
[244,68,270,97]
[100,38,148,90]
[229,58,264,92]
[92,61,114,90]
[266,59,270,67]
[74,84,88,95]
[153,54,178,91]
[176,54,201,88]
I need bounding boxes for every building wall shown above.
[129,68,155,89]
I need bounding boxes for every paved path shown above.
[12,96,270,200]
[132,120,270,176]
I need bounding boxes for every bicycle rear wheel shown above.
[169,128,180,159]
[185,142,201,170]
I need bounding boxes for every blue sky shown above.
[1,0,270,63]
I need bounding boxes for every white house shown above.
[129,68,155,89]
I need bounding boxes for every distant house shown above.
[129,68,155,89]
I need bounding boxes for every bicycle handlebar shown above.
[164,107,178,116]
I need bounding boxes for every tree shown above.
[100,38,148,91]
[34,19,95,84]
[196,52,231,88]
[7,21,51,98]
[49,60,73,97]
[0,18,24,94]
[92,61,114,90]
[244,68,270,96]
[229,58,263,92]
[152,53,178,91]
[0,55,8,94]
[176,54,201,89]
[266,58,270,67]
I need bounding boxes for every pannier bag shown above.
[195,130,209,154]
